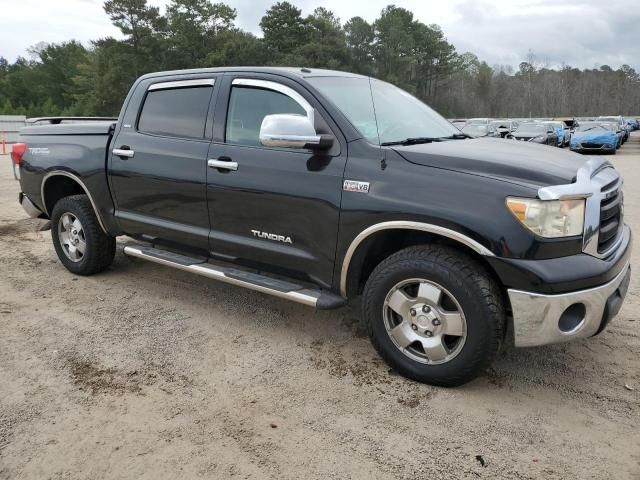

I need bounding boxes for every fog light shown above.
[558,303,586,333]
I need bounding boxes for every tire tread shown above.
[51,195,115,275]
[362,244,504,387]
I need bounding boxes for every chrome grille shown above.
[538,158,624,259]
[598,187,623,254]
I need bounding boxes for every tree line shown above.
[0,0,639,119]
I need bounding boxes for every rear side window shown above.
[138,86,213,139]
[226,86,306,146]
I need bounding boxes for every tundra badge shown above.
[251,230,293,244]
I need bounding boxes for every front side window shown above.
[138,86,213,139]
[308,77,459,145]
[226,86,306,147]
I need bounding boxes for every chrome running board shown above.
[123,243,346,310]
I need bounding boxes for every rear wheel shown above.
[51,195,115,275]
[362,245,504,387]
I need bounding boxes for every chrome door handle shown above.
[113,148,135,158]
[208,159,238,171]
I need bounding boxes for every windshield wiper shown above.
[381,132,472,146]
[381,133,473,146]
[380,137,441,146]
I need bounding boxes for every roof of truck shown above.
[138,67,368,82]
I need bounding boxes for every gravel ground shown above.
[1,135,639,479]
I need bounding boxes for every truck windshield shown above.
[307,77,459,145]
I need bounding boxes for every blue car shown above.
[549,121,568,147]
[570,122,618,154]
[625,117,639,131]
[598,115,628,143]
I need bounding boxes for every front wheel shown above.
[362,245,505,387]
[51,195,116,275]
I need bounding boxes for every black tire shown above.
[362,245,504,387]
[51,195,115,275]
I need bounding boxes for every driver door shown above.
[205,74,347,287]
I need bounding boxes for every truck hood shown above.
[392,137,585,189]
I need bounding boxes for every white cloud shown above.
[0,0,637,70]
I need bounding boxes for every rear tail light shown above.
[11,143,26,181]
[11,143,27,165]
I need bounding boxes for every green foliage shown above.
[166,0,237,67]
[0,1,638,118]
[260,2,308,57]
[344,17,374,74]
[204,30,267,67]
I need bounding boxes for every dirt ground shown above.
[1,135,639,480]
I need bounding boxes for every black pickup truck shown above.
[12,67,632,386]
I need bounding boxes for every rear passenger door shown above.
[109,76,219,251]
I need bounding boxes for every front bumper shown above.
[19,192,44,218]
[508,261,631,347]
[571,143,615,152]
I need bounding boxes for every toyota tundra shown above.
[11,67,632,386]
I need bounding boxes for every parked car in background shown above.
[466,118,491,125]
[488,119,518,138]
[509,122,559,145]
[554,117,578,131]
[461,122,496,138]
[599,121,624,148]
[598,116,628,143]
[624,117,639,131]
[570,122,619,154]
[548,120,569,147]
[449,119,467,130]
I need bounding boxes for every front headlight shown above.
[530,135,545,142]
[506,197,585,238]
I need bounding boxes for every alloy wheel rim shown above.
[383,278,467,365]
[58,212,86,262]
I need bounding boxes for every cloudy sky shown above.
[1,0,638,70]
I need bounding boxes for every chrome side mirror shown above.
[259,113,332,149]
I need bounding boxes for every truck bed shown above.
[17,121,117,232]
[21,122,115,136]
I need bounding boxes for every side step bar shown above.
[123,244,346,310]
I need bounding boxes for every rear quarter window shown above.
[138,86,213,139]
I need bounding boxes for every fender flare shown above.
[41,171,109,234]
[339,221,495,297]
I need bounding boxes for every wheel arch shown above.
[340,222,499,299]
[41,171,108,234]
